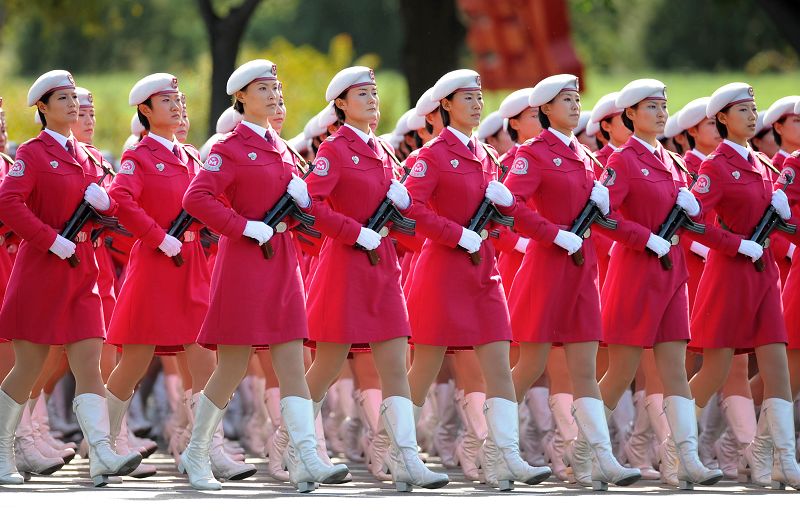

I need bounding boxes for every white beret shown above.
[755,111,770,135]
[75,87,93,108]
[528,74,579,108]
[130,113,145,136]
[795,98,800,115]
[476,111,504,141]
[303,113,325,139]
[122,134,140,155]
[590,92,623,124]
[406,111,426,131]
[393,109,415,135]
[575,111,591,135]
[706,82,754,118]
[226,59,278,95]
[414,87,438,117]
[287,133,309,154]
[675,97,710,132]
[129,73,179,106]
[325,66,375,103]
[586,120,600,137]
[215,106,242,134]
[499,88,535,119]
[663,113,682,139]
[431,69,481,102]
[764,95,800,128]
[27,70,75,107]
[199,133,224,161]
[317,102,337,129]
[616,79,667,109]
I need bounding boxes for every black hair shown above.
[537,108,551,130]
[507,113,520,142]
[599,118,611,142]
[714,106,731,139]
[673,138,684,154]
[425,119,434,134]
[37,90,55,129]
[595,136,605,149]
[412,130,422,149]
[334,90,348,123]
[684,130,696,149]
[439,93,456,127]
[137,98,153,131]
[621,109,635,132]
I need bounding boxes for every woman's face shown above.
[510,106,542,142]
[237,80,279,121]
[443,90,483,130]
[718,100,757,141]
[688,117,721,149]
[71,106,96,144]
[542,91,580,131]
[337,85,379,128]
[175,107,190,143]
[626,99,668,137]
[774,114,800,148]
[269,95,286,134]
[38,88,79,127]
[142,92,182,132]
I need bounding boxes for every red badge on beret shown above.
[475,75,481,87]
[748,87,754,97]
[369,69,375,82]
[67,74,75,85]
[87,92,93,104]
[171,77,179,89]
[272,63,278,77]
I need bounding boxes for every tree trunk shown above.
[197,0,263,137]
[399,0,466,107]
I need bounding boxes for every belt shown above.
[718,218,768,247]
[182,231,197,242]
[73,230,91,243]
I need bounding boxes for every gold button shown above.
[583,227,592,239]
[275,222,287,233]
[379,226,390,237]
[671,234,680,246]
[480,229,489,240]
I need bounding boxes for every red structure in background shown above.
[457,0,584,90]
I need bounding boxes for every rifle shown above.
[569,169,618,266]
[164,209,195,267]
[463,143,514,265]
[749,173,796,272]
[60,174,107,268]
[655,156,706,270]
[258,165,317,260]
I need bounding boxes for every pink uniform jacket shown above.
[775,151,800,349]
[494,143,525,297]
[403,128,512,347]
[0,132,116,344]
[600,138,693,347]
[500,130,601,343]
[183,123,308,347]
[688,143,787,352]
[0,154,15,317]
[107,137,210,352]
[301,125,410,347]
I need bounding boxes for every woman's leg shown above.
[599,344,643,409]
[106,344,156,400]
[511,342,551,402]
[689,348,734,407]
[305,343,352,402]
[407,345,447,406]
[1,340,51,403]
[564,341,601,399]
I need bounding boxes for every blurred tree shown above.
[758,0,800,55]
[197,0,263,136]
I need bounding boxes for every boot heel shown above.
[678,480,694,490]
[592,480,608,491]
[497,480,514,491]
[395,481,412,492]
[177,461,186,474]
[22,472,32,482]
[92,475,109,487]
[296,481,316,493]
[771,480,786,490]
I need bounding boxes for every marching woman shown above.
[401,69,551,490]
[597,79,722,489]
[296,66,447,492]
[104,74,233,481]
[0,70,142,486]
[688,83,800,490]
[498,74,640,490]
[778,145,800,405]
[182,59,348,492]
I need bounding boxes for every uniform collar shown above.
[607,142,617,151]
[547,127,575,149]
[689,148,708,162]
[147,132,176,152]
[723,139,750,163]
[446,126,474,148]
[240,120,274,140]
[631,134,658,155]
[344,123,373,144]
[43,128,72,151]
[778,148,791,158]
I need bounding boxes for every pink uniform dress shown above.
[773,151,800,349]
[681,149,710,311]
[301,125,410,350]
[600,137,693,347]
[183,122,308,348]
[106,136,210,353]
[592,143,617,286]
[0,131,116,344]
[404,127,512,348]
[688,142,788,353]
[494,143,525,296]
[0,154,15,310]
[499,129,602,344]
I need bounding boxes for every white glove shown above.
[738,239,763,262]
[553,229,582,255]
[485,181,514,207]
[590,181,610,215]
[458,227,482,254]
[49,235,76,260]
[646,233,671,257]
[514,237,530,254]
[357,227,382,250]
[84,182,111,211]
[771,189,791,220]
[789,243,796,260]
[689,241,710,260]
[676,187,701,216]
[287,175,311,208]
[243,220,274,245]
[387,179,411,210]
[158,234,182,257]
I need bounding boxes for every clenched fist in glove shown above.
[675,187,701,216]
[357,227,382,250]
[553,230,582,255]
[646,233,671,257]
[84,183,111,211]
[738,240,763,262]
[485,181,514,207]
[243,221,274,245]
[287,175,311,208]
[458,227,482,254]
[49,235,76,260]
[386,179,411,210]
[158,234,182,257]
[590,181,610,215]
[771,189,791,221]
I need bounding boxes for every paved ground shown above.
[1,453,796,509]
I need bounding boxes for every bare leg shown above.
[564,341,601,399]
[305,342,351,402]
[106,344,156,400]
[599,344,643,409]
[29,346,66,399]
[653,341,692,398]
[369,338,411,398]
[452,350,486,395]
[689,348,734,407]
[1,340,51,403]
[65,339,106,396]
[473,341,515,401]
[202,345,253,409]
[269,340,311,398]
[754,343,792,401]
[407,344,447,406]
[511,342,551,402]
[720,354,752,399]
[547,347,574,395]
